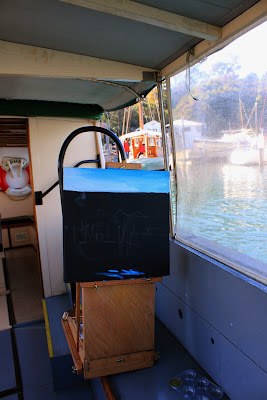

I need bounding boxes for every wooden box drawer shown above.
[62,279,161,379]
[84,350,155,379]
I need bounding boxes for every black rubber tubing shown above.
[58,126,126,207]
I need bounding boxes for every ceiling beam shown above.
[0,40,157,82]
[60,0,222,41]
[161,0,267,78]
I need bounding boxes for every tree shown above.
[171,61,266,138]
[101,85,169,136]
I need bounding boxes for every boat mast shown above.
[239,99,244,129]
[255,100,264,167]
[126,107,131,134]
[138,102,144,130]
[139,101,148,157]
[255,101,258,135]
[122,108,126,136]
[259,94,266,166]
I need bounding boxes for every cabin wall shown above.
[156,240,267,400]
[28,117,99,297]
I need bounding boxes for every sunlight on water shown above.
[176,163,267,265]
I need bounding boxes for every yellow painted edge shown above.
[42,298,54,358]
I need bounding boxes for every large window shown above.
[169,22,267,284]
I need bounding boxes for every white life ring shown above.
[0,158,31,198]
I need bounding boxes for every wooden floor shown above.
[0,256,11,331]
[0,295,10,330]
[5,247,43,325]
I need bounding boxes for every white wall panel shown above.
[156,282,221,387]
[156,240,267,399]
[29,117,99,297]
[220,334,267,400]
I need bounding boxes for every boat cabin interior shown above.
[0,1,266,400]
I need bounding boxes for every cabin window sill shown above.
[171,237,267,290]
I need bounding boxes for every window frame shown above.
[164,18,267,286]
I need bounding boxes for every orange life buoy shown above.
[0,158,31,197]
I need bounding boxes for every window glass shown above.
[170,22,267,283]
[134,138,140,148]
[149,138,155,146]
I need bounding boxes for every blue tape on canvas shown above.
[63,168,169,194]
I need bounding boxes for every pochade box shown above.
[62,168,170,282]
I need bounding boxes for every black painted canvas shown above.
[62,168,169,282]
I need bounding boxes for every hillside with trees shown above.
[101,61,266,140]
[171,61,266,138]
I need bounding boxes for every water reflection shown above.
[222,165,265,199]
[176,162,267,265]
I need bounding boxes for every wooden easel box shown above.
[62,277,161,379]
[61,163,166,378]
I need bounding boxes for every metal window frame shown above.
[165,15,267,285]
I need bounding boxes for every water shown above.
[176,162,267,267]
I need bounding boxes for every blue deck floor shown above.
[0,317,228,399]
[0,329,16,393]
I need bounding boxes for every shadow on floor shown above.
[0,319,229,400]
[5,247,43,325]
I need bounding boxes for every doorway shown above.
[0,118,43,327]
